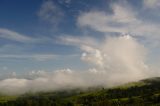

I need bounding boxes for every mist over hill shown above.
[0,77,160,106]
[0,35,157,95]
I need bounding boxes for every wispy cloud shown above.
[77,3,138,33]
[59,35,99,47]
[58,0,72,4]
[0,54,56,61]
[0,28,55,44]
[143,0,160,9]
[77,2,160,41]
[38,0,64,26]
[0,28,35,43]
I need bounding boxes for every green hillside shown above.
[1,77,160,106]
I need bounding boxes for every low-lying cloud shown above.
[0,35,153,95]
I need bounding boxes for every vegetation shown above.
[1,77,160,106]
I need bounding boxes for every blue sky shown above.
[0,0,160,75]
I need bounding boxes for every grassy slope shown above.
[0,96,18,103]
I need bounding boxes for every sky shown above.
[0,0,111,74]
[0,0,160,86]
